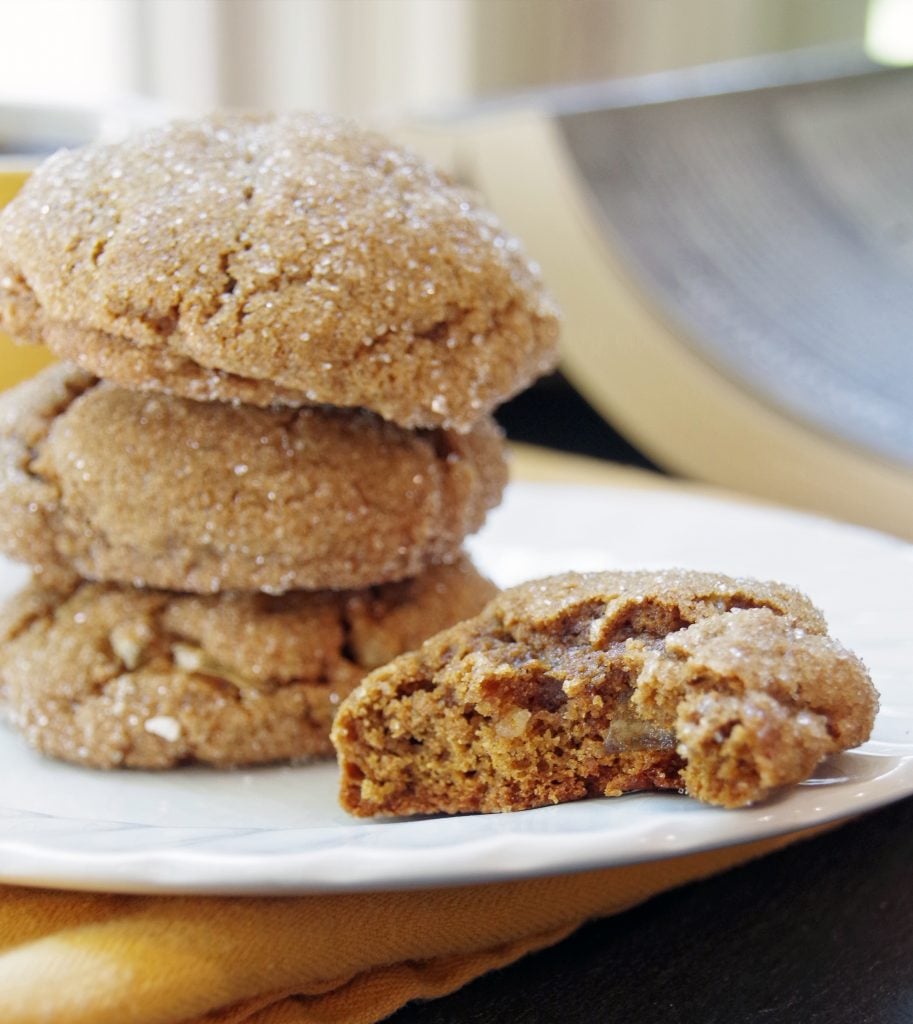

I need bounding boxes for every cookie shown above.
[0,363,507,593]
[0,112,559,430]
[332,570,878,815]
[0,556,496,769]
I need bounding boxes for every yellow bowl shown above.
[0,164,56,389]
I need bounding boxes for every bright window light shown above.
[866,0,913,66]
[0,0,136,105]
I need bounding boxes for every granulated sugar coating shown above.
[333,570,879,815]
[0,364,507,593]
[0,556,496,769]
[0,112,560,429]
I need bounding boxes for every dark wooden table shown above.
[392,795,913,1023]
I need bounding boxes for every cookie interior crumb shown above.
[332,570,879,815]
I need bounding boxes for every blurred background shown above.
[1,0,912,534]
[0,0,889,119]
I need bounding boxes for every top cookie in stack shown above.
[0,112,559,431]
[0,113,559,770]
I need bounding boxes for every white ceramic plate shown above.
[1,481,911,894]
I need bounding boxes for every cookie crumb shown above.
[144,716,182,743]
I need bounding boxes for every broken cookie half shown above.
[331,570,879,815]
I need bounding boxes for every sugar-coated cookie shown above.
[0,556,496,769]
[0,364,507,593]
[332,570,878,815]
[0,112,559,430]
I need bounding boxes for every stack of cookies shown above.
[0,113,559,769]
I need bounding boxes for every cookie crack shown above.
[89,237,108,266]
[8,375,100,488]
[339,608,360,669]
[1,581,81,647]
[221,251,239,297]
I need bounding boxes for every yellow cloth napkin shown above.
[0,825,829,1024]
